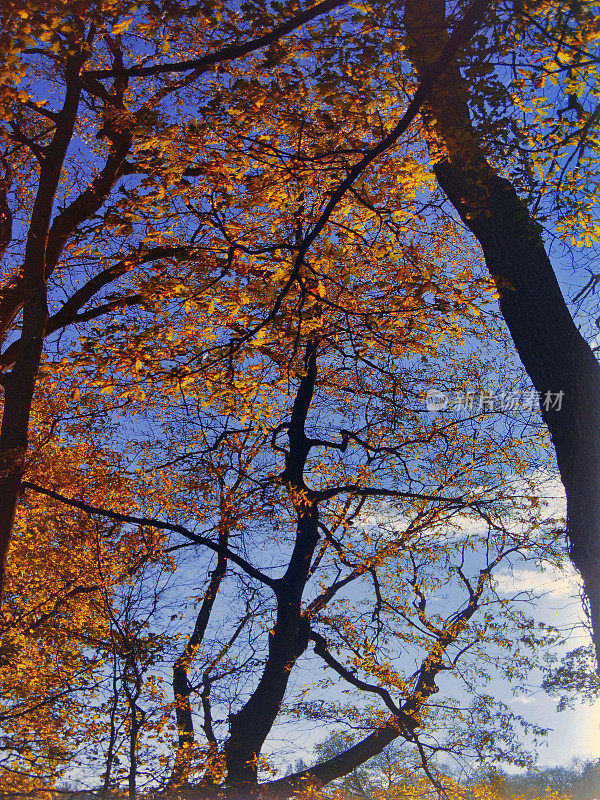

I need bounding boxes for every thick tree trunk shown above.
[404,0,600,663]
[223,509,317,794]
[0,324,46,593]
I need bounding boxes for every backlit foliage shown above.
[0,0,591,796]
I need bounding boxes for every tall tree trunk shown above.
[404,0,600,664]
[224,508,317,792]
[0,54,85,594]
[0,42,132,597]
[224,342,320,795]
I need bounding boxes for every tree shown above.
[403,0,600,665]
[0,0,360,595]
[311,732,422,798]
[480,760,600,800]
[0,0,592,796]
[2,256,564,797]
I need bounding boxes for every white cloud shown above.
[493,563,581,599]
[512,695,538,705]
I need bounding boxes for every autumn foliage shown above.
[0,0,598,797]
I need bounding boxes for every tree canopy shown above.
[0,0,599,797]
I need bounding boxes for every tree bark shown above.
[404,0,600,663]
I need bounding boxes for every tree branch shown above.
[0,246,196,369]
[86,0,350,79]
[222,0,494,359]
[310,629,403,716]
[21,482,277,591]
